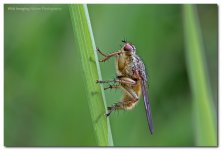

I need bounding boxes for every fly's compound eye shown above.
[132,45,136,50]
[124,44,133,51]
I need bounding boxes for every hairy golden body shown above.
[96,40,154,134]
[116,51,142,109]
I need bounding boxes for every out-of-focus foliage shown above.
[4,4,96,146]
[4,4,217,146]
[183,5,216,146]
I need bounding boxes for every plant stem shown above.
[69,4,113,146]
[183,4,216,146]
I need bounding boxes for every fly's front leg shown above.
[96,48,107,57]
[96,48,122,62]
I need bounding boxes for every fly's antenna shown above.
[122,40,126,43]
[122,37,127,43]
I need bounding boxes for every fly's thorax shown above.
[116,52,126,75]
[116,52,135,76]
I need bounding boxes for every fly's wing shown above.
[137,58,154,134]
[141,78,154,134]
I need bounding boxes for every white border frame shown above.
[1,1,219,150]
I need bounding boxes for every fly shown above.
[96,40,154,134]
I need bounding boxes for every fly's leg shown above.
[96,48,107,57]
[96,48,122,62]
[105,102,122,117]
[105,99,138,117]
[104,85,121,90]
[116,76,139,100]
[97,77,138,100]
[97,77,139,116]
[121,84,139,100]
[96,77,136,85]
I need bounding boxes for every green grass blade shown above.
[183,4,217,146]
[69,4,113,146]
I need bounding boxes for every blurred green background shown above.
[4,4,217,146]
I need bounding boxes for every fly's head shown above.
[122,40,136,55]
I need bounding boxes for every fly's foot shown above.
[104,85,113,90]
[97,47,107,57]
[104,84,120,90]
[105,106,114,117]
[105,112,112,117]
[96,80,105,84]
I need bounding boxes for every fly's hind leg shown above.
[105,102,121,117]
[105,99,138,117]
